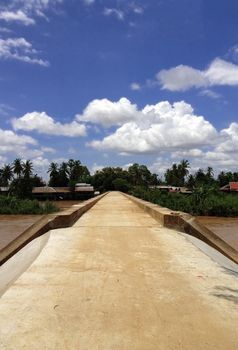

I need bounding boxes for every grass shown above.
[130,187,238,217]
[0,196,59,215]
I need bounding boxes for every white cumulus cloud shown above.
[218,122,238,153]
[76,97,139,128]
[0,128,37,155]
[12,111,87,137]
[157,58,238,91]
[87,99,218,154]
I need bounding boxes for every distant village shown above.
[0,158,237,201]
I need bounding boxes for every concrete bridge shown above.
[0,192,238,349]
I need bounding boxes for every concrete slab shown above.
[0,192,238,349]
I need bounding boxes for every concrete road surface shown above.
[0,192,238,349]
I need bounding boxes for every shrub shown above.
[130,187,238,217]
[0,196,59,215]
[112,178,131,193]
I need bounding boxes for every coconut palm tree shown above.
[13,158,23,178]
[1,164,13,186]
[58,162,69,186]
[48,162,58,175]
[48,162,59,186]
[22,160,33,179]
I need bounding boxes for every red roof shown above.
[230,182,238,191]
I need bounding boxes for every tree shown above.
[217,171,237,187]
[92,167,127,192]
[205,166,215,185]
[58,162,69,186]
[128,163,141,186]
[194,168,206,185]
[186,174,195,189]
[22,160,33,179]
[178,159,190,181]
[31,174,45,187]
[13,158,23,178]
[128,163,155,187]
[67,159,90,183]
[1,164,13,186]
[112,178,130,193]
[48,162,59,187]
[194,167,215,186]
[165,160,190,187]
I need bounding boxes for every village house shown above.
[32,183,95,200]
[220,182,238,193]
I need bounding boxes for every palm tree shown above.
[22,160,33,179]
[48,162,59,187]
[180,159,190,177]
[67,159,83,181]
[178,160,190,186]
[206,166,214,178]
[13,158,23,178]
[58,162,69,186]
[60,162,69,175]
[48,162,58,175]
[1,164,13,186]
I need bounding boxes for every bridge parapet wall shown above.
[123,193,238,264]
[0,193,107,265]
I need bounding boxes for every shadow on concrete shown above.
[221,266,238,278]
[212,285,238,305]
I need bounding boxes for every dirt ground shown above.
[0,192,237,349]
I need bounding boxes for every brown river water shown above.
[0,201,82,250]
[196,216,238,251]
[0,200,237,253]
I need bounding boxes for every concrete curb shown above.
[0,193,108,265]
[123,193,238,265]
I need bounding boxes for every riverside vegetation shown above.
[131,186,238,217]
[0,196,58,215]
[0,158,237,216]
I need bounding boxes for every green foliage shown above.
[92,167,130,192]
[165,159,189,187]
[0,164,13,186]
[112,178,131,193]
[9,175,45,199]
[92,164,160,193]
[217,171,238,187]
[130,186,238,217]
[0,196,59,215]
[48,159,91,187]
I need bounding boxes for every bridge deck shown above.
[0,192,238,349]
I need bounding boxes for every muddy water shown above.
[51,200,83,210]
[197,216,238,251]
[0,215,43,250]
[0,201,83,251]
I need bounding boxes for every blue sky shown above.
[0,0,238,178]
